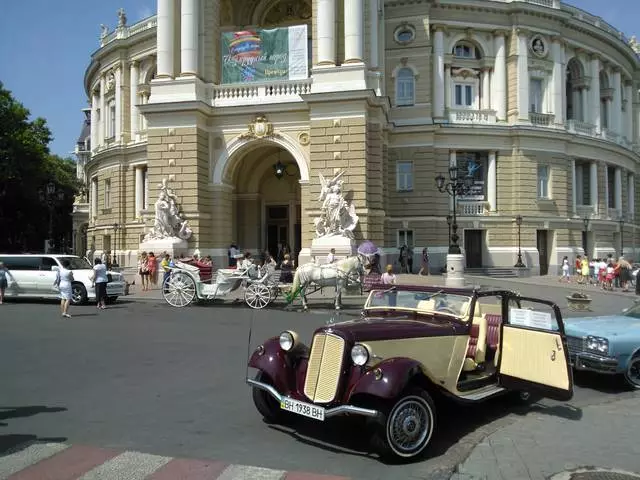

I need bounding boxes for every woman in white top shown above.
[53,259,74,318]
[381,264,397,285]
[560,256,570,283]
[93,258,109,309]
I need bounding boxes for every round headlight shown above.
[351,344,370,366]
[279,331,294,351]
[587,337,598,350]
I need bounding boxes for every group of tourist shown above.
[561,254,635,292]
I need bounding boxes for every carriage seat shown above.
[416,299,436,313]
[462,314,488,372]
[485,314,503,351]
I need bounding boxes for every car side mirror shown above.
[51,266,60,272]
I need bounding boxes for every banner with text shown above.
[221,25,308,84]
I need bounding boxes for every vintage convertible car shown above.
[564,300,640,389]
[246,285,574,459]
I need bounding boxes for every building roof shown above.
[76,109,91,147]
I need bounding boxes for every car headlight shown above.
[586,335,609,354]
[351,344,370,366]
[279,331,296,351]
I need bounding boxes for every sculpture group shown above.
[314,170,359,238]
[144,177,193,241]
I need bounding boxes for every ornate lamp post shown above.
[446,214,452,246]
[273,160,297,180]
[435,167,474,286]
[39,182,65,253]
[113,223,121,267]
[582,216,590,257]
[514,215,525,268]
[619,215,625,257]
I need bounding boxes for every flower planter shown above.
[567,293,592,312]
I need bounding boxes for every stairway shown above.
[464,267,525,278]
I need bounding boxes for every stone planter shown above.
[567,293,592,311]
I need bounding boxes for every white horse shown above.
[290,255,366,310]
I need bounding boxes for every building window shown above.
[453,43,474,59]
[537,165,550,199]
[397,229,414,247]
[530,78,544,113]
[107,100,116,139]
[457,152,487,200]
[396,161,413,192]
[104,179,111,209]
[607,166,615,208]
[394,24,416,45]
[396,68,415,106]
[454,83,474,108]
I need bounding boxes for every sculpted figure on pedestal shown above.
[143,178,193,242]
[314,170,359,239]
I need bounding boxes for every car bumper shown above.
[246,378,380,419]
[572,352,619,374]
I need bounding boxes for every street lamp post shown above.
[435,167,474,286]
[582,217,590,257]
[619,216,625,257]
[446,215,452,246]
[39,182,64,253]
[514,215,525,268]
[113,223,121,267]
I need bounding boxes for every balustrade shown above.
[448,109,497,125]
[529,112,555,127]
[458,200,489,216]
[566,120,596,136]
[576,204,595,218]
[212,79,312,107]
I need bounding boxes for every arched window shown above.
[565,58,585,121]
[396,68,415,106]
[453,42,482,60]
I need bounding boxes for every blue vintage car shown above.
[564,301,640,389]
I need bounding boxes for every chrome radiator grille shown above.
[566,336,586,357]
[304,333,345,404]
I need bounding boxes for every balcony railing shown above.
[608,208,622,220]
[601,129,619,143]
[100,16,157,47]
[576,204,595,218]
[566,120,596,136]
[211,79,312,107]
[458,200,489,216]
[529,112,554,127]
[448,109,496,125]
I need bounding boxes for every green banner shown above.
[221,25,308,84]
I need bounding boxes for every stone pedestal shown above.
[139,237,188,260]
[298,236,357,265]
[445,253,465,288]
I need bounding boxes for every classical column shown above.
[157,0,175,77]
[344,0,364,63]
[624,81,633,142]
[99,76,106,145]
[517,30,529,121]
[316,0,336,65]
[615,167,623,213]
[91,178,98,219]
[433,27,445,118]
[135,166,144,217]
[130,61,139,139]
[492,31,507,121]
[114,67,122,140]
[571,159,577,216]
[487,151,497,212]
[581,87,588,124]
[612,68,622,134]
[589,55,601,132]
[590,161,598,214]
[444,63,451,113]
[181,0,199,75]
[481,68,490,110]
[603,164,610,216]
[628,174,635,219]
[91,90,99,150]
[551,37,565,125]
[369,0,379,69]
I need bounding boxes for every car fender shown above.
[347,357,425,401]
[248,336,290,392]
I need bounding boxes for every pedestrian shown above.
[147,252,157,286]
[560,256,570,283]
[381,264,397,285]
[53,259,74,318]
[406,245,414,274]
[0,262,15,305]
[418,247,429,276]
[138,251,150,291]
[280,254,295,283]
[326,248,336,264]
[161,254,171,292]
[93,258,109,309]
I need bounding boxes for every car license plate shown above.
[280,397,325,421]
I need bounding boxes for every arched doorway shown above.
[230,145,302,261]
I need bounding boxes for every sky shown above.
[0,0,637,159]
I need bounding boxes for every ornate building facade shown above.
[73,0,640,274]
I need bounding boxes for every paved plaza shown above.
[0,274,638,479]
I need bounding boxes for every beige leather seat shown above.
[416,299,436,313]
[462,310,488,372]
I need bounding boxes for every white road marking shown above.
[0,442,69,479]
[217,464,287,480]
[78,451,171,480]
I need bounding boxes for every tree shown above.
[0,81,79,252]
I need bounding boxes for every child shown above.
[381,264,397,285]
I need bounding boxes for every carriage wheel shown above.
[163,272,197,308]
[245,283,272,309]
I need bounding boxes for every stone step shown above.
[465,267,521,278]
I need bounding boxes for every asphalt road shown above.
[0,287,636,480]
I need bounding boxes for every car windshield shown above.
[65,257,92,270]
[365,289,473,318]
[623,302,640,319]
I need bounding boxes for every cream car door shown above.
[497,296,573,401]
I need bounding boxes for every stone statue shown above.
[314,171,359,238]
[100,24,109,39]
[143,178,193,241]
[629,35,640,55]
[117,8,127,27]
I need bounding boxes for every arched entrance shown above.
[229,145,302,261]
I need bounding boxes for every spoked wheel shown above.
[163,272,197,307]
[624,355,640,389]
[245,283,272,309]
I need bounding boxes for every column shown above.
[576,164,583,204]
[181,0,199,75]
[91,178,98,219]
[157,0,175,77]
[552,38,565,125]
[628,174,635,219]
[369,0,379,69]
[344,0,364,63]
[571,159,577,216]
[589,55,601,132]
[135,167,144,217]
[316,0,336,65]
[114,67,122,140]
[449,151,456,212]
[130,61,139,139]
[517,31,529,121]
[612,68,622,134]
[624,81,633,142]
[615,167,623,214]
[589,161,598,214]
[481,69,490,110]
[99,76,106,145]
[492,31,507,121]
[487,151,497,212]
[90,91,99,150]
[444,64,451,112]
[581,88,588,124]
[433,27,445,118]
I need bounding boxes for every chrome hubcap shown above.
[627,359,640,387]
[388,397,431,454]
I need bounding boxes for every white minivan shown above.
[0,254,126,305]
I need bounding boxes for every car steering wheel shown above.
[436,306,458,315]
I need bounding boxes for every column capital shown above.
[129,59,140,68]
[515,27,531,37]
[493,29,509,38]
[623,78,633,87]
[432,24,447,33]
[611,65,622,74]
[550,35,565,45]
[588,52,602,62]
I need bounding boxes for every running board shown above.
[456,385,505,401]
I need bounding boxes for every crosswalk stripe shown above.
[146,458,229,479]
[217,464,287,480]
[0,443,69,480]
[77,451,172,480]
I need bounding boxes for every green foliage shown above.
[0,81,79,252]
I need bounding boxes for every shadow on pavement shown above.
[0,406,68,456]
[573,370,632,394]
[0,406,67,423]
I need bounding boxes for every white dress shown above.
[55,268,74,301]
